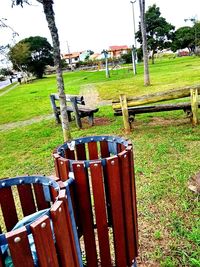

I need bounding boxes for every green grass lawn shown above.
[0,56,200,266]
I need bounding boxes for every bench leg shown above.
[88,114,94,126]
[55,112,61,124]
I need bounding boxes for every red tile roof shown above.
[109,45,129,51]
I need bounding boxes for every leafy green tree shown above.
[9,36,53,78]
[171,26,195,53]
[13,0,71,141]
[9,42,31,73]
[136,4,175,64]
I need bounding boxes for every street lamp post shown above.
[101,50,110,78]
[130,0,137,75]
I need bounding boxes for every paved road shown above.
[0,78,17,90]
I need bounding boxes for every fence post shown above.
[120,94,131,134]
[190,88,198,126]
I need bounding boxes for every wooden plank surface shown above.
[88,141,98,160]
[90,162,112,267]
[33,184,49,210]
[73,162,98,267]
[100,141,110,158]
[119,150,137,264]
[6,227,34,267]
[76,143,86,160]
[127,147,138,255]
[58,158,69,181]
[106,157,127,267]
[0,187,18,231]
[51,201,77,267]
[53,153,60,177]
[17,184,36,216]
[58,191,80,267]
[31,215,59,267]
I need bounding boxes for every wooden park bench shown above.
[112,85,200,133]
[50,93,99,129]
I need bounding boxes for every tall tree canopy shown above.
[171,22,200,53]
[9,36,53,78]
[12,0,71,141]
[136,4,175,64]
[171,26,194,53]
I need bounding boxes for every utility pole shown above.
[130,0,137,75]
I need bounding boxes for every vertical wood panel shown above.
[127,147,138,256]
[51,201,77,267]
[58,191,80,267]
[88,142,98,160]
[6,227,34,267]
[73,162,98,267]
[53,153,60,177]
[17,184,36,216]
[106,156,127,267]
[58,158,69,181]
[119,151,137,264]
[76,143,86,160]
[65,148,75,160]
[33,184,49,210]
[0,187,18,231]
[90,162,112,267]
[100,141,110,158]
[31,215,59,267]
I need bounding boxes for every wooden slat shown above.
[53,153,60,177]
[17,184,36,216]
[127,147,138,255]
[58,191,80,267]
[106,156,127,267]
[88,141,98,160]
[0,187,18,231]
[90,162,112,267]
[65,148,75,160]
[73,162,98,267]
[31,215,59,267]
[33,184,49,210]
[119,150,137,264]
[58,158,69,181]
[51,201,77,267]
[6,226,34,267]
[76,143,86,160]
[100,141,110,158]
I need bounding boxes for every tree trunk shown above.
[41,0,71,141]
[139,0,150,86]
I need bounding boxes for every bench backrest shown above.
[50,93,85,109]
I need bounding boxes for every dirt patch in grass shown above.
[81,117,112,128]
[146,117,190,126]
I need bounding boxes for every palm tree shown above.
[12,0,71,141]
[139,0,150,86]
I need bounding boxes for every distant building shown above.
[62,52,81,66]
[109,45,129,58]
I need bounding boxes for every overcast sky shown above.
[1,0,200,54]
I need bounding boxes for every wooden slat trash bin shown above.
[53,135,138,267]
[0,175,82,267]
